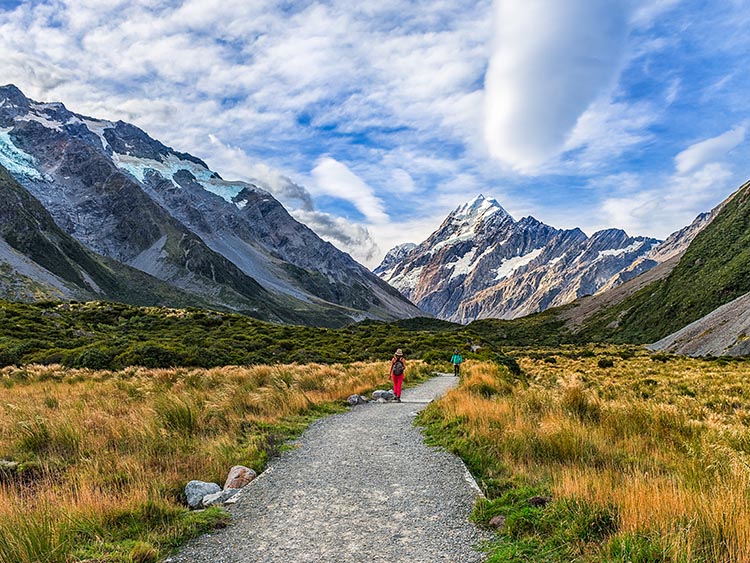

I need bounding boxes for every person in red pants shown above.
[390,348,406,402]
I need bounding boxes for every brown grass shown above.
[0,361,409,561]
[429,351,750,562]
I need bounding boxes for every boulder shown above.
[489,514,506,530]
[202,488,241,507]
[527,495,552,508]
[347,394,368,406]
[224,465,257,490]
[185,480,221,509]
[373,390,395,401]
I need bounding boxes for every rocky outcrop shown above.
[377,195,661,322]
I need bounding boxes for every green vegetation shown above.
[419,350,750,562]
[0,299,502,370]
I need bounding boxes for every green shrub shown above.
[76,348,113,370]
[0,346,20,367]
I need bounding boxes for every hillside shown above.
[571,180,750,344]
[0,299,488,369]
[648,291,750,356]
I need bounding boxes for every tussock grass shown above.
[420,350,750,562]
[0,361,427,561]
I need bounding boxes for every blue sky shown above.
[0,0,748,267]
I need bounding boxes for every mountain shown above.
[377,194,660,322]
[566,180,750,344]
[0,84,421,326]
[0,163,223,309]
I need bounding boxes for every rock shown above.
[185,480,221,509]
[373,390,395,401]
[489,515,506,530]
[527,495,552,508]
[0,460,20,471]
[347,394,368,406]
[202,488,241,507]
[224,465,256,490]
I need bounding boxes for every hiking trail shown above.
[169,374,489,563]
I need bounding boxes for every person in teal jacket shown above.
[451,349,463,377]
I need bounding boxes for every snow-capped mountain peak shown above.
[376,195,663,322]
[449,194,510,223]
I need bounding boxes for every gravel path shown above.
[169,374,489,563]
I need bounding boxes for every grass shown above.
[0,360,433,562]
[419,349,750,563]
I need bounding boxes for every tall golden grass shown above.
[0,361,408,562]
[431,352,750,562]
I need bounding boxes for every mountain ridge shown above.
[377,194,663,322]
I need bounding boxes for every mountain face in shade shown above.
[0,85,421,326]
[376,195,663,322]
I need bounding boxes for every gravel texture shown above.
[169,374,489,563]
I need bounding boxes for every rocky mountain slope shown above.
[0,163,220,309]
[0,85,420,326]
[647,291,750,356]
[377,195,661,322]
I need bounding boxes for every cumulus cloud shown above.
[598,163,735,238]
[674,125,747,174]
[483,0,630,172]
[595,127,747,238]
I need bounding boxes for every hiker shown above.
[451,348,463,377]
[390,349,406,402]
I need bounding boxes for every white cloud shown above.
[292,209,381,266]
[592,126,747,238]
[674,125,747,174]
[598,163,735,238]
[483,0,630,172]
[310,157,389,224]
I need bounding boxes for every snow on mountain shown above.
[376,196,663,322]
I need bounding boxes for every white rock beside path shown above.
[171,374,489,563]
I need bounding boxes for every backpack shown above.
[392,359,404,376]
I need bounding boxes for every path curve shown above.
[169,375,489,563]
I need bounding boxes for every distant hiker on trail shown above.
[390,349,406,402]
[451,349,463,377]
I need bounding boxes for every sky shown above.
[0,0,748,268]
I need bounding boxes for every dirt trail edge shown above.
[169,374,490,563]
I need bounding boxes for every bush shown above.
[421,350,451,365]
[120,344,182,368]
[494,353,522,377]
[76,348,113,370]
[0,346,20,367]
[597,358,614,369]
